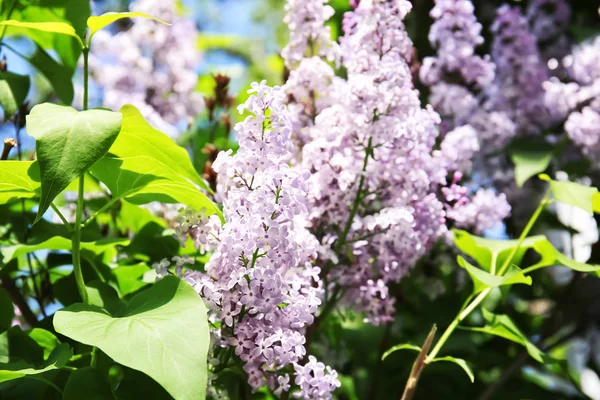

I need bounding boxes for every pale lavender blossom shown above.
[281,0,341,68]
[182,82,337,396]
[447,188,511,233]
[88,0,204,137]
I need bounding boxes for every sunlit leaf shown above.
[1,237,129,264]
[54,276,210,399]
[510,144,552,187]
[26,103,122,221]
[0,161,40,204]
[87,12,169,42]
[429,356,474,382]
[110,105,210,191]
[90,156,221,217]
[527,239,600,274]
[453,229,545,272]
[0,20,83,47]
[457,256,532,293]
[539,174,598,215]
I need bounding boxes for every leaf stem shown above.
[71,47,90,305]
[50,203,72,232]
[72,176,88,304]
[82,196,120,229]
[24,375,63,395]
[425,188,552,363]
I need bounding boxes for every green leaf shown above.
[453,229,545,272]
[457,256,532,293]
[1,237,129,264]
[86,281,125,316]
[0,20,83,48]
[27,329,60,360]
[26,103,122,221]
[0,288,13,331]
[0,161,40,205]
[27,44,75,105]
[90,156,221,216]
[381,344,421,361]
[461,309,545,363]
[0,72,30,120]
[0,342,72,383]
[63,367,113,400]
[429,356,474,382]
[53,276,210,399]
[5,1,90,71]
[527,238,600,273]
[539,174,598,215]
[87,12,169,42]
[510,144,553,187]
[113,263,151,296]
[110,105,210,191]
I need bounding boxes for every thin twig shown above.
[1,138,16,160]
[401,324,437,400]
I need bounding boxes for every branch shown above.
[401,324,437,400]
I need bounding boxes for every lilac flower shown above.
[293,356,341,400]
[282,0,341,68]
[182,82,336,396]
[88,0,204,137]
[544,36,600,164]
[488,5,551,134]
[527,0,571,63]
[447,188,511,233]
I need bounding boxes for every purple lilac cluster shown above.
[298,0,509,325]
[282,0,342,154]
[281,0,341,69]
[421,0,516,150]
[488,4,551,135]
[420,0,494,123]
[180,82,340,398]
[545,36,600,163]
[418,0,512,232]
[526,0,572,64]
[88,0,204,137]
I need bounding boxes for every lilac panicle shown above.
[88,0,204,137]
[182,81,339,397]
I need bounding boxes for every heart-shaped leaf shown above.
[53,276,210,399]
[0,161,40,204]
[26,103,122,221]
[110,105,210,191]
[0,20,83,48]
[87,12,169,42]
[0,72,30,120]
[90,156,221,217]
